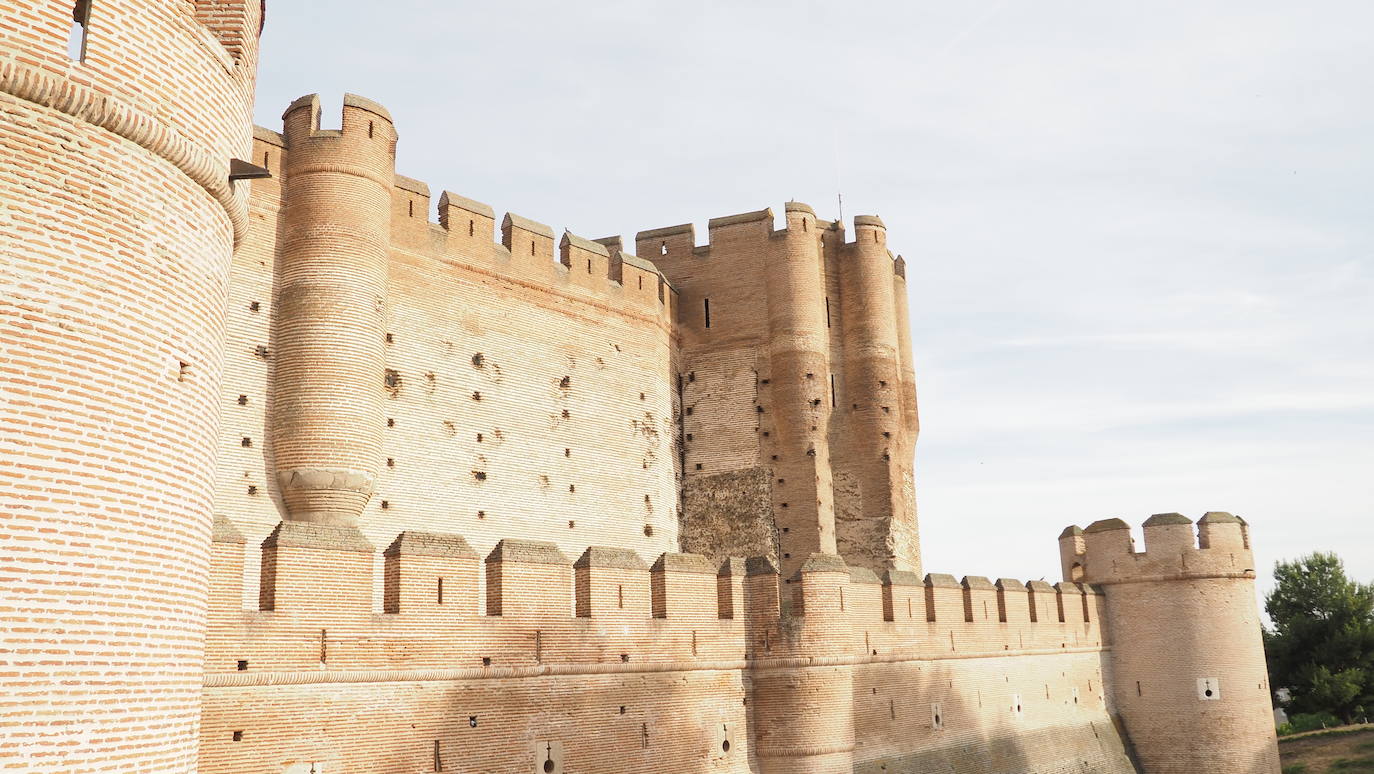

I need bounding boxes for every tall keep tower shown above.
[643,206,920,581]
[0,2,260,771]
[1061,513,1282,774]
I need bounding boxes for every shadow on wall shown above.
[848,661,1138,774]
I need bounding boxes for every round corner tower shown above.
[1062,512,1281,774]
[835,215,920,574]
[763,201,838,576]
[272,93,396,526]
[0,1,260,770]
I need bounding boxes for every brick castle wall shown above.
[199,526,1132,773]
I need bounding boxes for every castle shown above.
[0,3,1282,772]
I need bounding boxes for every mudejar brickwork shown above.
[0,3,1281,773]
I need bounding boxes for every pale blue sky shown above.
[253,1,1373,598]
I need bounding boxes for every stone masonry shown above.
[1,3,1280,772]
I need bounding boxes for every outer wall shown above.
[0,2,255,771]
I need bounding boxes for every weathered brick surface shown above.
[0,2,258,770]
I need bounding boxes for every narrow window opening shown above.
[802,218,808,232]
[236,660,248,671]
[67,1,91,61]
[839,587,845,611]
[531,240,536,256]
[433,739,442,771]
[825,297,832,327]
[481,657,491,666]
[564,448,570,457]
[660,241,667,256]
[587,259,592,273]
[638,276,643,290]
[368,121,374,138]
[408,200,414,217]
[830,375,837,407]
[177,361,190,382]
[617,585,624,608]
[468,219,474,236]
[437,577,444,604]
[241,437,252,448]
[249,301,260,312]
[263,150,270,167]
[695,463,703,470]
[232,730,244,742]
[703,298,711,328]
[238,394,248,405]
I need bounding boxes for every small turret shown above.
[272,94,397,528]
[1064,513,1280,774]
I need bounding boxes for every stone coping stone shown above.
[784,201,815,215]
[573,546,647,571]
[853,214,885,228]
[799,553,848,574]
[1144,512,1192,527]
[561,231,610,257]
[708,208,772,230]
[394,174,429,195]
[995,578,1027,592]
[925,573,961,589]
[384,530,478,559]
[252,125,285,145]
[439,191,494,217]
[1085,517,1130,533]
[485,539,568,566]
[651,553,715,574]
[1055,581,1085,595]
[1026,580,1056,594]
[502,212,554,238]
[262,521,374,554]
[1200,511,1242,524]
[883,569,923,587]
[961,575,996,590]
[1059,525,1084,539]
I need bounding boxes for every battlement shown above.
[208,521,1107,678]
[1059,512,1255,585]
[630,202,903,273]
[251,95,677,324]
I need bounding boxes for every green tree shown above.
[1264,552,1374,723]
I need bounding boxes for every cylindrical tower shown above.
[1070,513,1281,774]
[763,202,836,579]
[0,2,259,770]
[890,254,921,570]
[272,94,396,525]
[836,216,917,573]
[749,555,855,774]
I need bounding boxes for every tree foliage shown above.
[1264,552,1374,723]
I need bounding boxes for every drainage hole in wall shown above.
[469,715,477,727]
[236,660,248,671]
[232,731,243,742]
[481,657,491,666]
